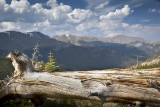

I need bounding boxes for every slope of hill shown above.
[131,56,160,69]
[0,31,149,70]
[0,31,71,55]
[24,45,147,70]
[27,31,50,39]
[0,56,14,79]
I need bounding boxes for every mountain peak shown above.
[0,31,50,39]
[53,34,151,46]
[55,34,78,37]
[27,31,50,39]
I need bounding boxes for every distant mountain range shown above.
[0,31,159,70]
[0,31,71,55]
[53,34,150,46]
[53,34,160,56]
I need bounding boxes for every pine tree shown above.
[44,52,59,72]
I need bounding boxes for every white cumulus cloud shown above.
[67,9,93,23]
[46,0,57,7]
[1,22,19,30]
[0,0,160,41]
[100,5,132,20]
[10,0,30,14]
[95,1,109,9]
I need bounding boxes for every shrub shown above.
[36,61,45,71]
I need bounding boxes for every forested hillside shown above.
[0,57,13,80]
[131,56,160,69]
[0,31,152,70]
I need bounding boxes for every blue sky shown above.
[1,0,160,41]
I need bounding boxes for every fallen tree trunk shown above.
[0,51,160,106]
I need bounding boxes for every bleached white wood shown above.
[1,51,160,106]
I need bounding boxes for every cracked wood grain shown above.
[0,51,160,107]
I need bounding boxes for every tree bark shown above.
[0,51,160,106]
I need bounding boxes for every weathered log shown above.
[0,51,160,106]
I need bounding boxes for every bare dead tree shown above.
[31,42,41,68]
[1,51,160,106]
